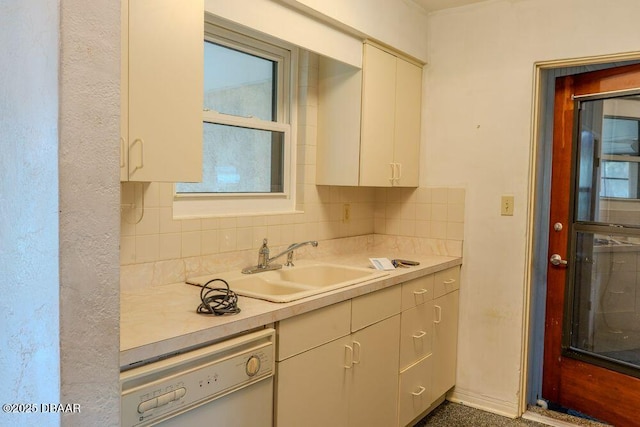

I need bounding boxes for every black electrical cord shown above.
[196,278,241,316]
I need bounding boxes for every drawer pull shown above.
[434,305,442,324]
[352,341,362,365]
[413,288,428,295]
[412,330,427,339]
[344,345,353,369]
[411,386,426,397]
[443,278,456,285]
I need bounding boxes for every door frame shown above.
[522,52,640,416]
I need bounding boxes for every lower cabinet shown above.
[275,287,400,427]
[276,335,351,427]
[349,315,401,427]
[274,266,460,427]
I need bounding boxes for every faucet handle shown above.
[285,251,295,267]
[258,238,270,268]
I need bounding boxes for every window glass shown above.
[175,123,284,193]
[203,41,276,122]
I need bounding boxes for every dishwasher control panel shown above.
[121,329,275,427]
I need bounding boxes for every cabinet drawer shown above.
[401,274,434,311]
[399,303,433,370]
[352,286,401,332]
[398,355,433,427]
[433,267,460,299]
[277,300,351,361]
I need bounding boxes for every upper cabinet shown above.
[317,42,423,187]
[120,0,203,182]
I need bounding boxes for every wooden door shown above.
[543,63,640,426]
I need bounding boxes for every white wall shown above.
[59,0,121,425]
[280,0,430,61]
[423,0,640,417]
[1,2,60,425]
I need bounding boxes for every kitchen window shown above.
[174,22,296,217]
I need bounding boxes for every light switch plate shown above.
[501,195,514,216]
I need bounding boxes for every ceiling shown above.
[412,0,489,12]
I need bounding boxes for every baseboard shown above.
[447,387,520,418]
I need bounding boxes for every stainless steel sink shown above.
[188,263,389,303]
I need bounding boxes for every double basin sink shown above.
[188,263,389,303]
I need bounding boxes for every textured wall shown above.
[59,0,121,425]
[0,1,60,426]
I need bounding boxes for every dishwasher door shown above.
[121,328,274,427]
[155,377,273,426]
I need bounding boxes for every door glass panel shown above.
[571,231,640,369]
[570,94,640,374]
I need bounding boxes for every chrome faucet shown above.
[242,239,318,274]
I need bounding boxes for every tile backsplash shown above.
[120,50,465,291]
[120,184,465,291]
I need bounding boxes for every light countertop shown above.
[120,253,461,369]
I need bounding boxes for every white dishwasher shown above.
[121,328,275,427]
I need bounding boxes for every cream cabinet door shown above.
[432,290,459,400]
[359,43,396,187]
[393,57,421,187]
[349,315,400,427]
[123,0,203,182]
[360,43,421,187]
[276,335,352,427]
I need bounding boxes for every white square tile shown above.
[201,230,219,255]
[120,235,136,265]
[431,204,448,222]
[160,207,181,234]
[448,204,465,223]
[159,233,182,260]
[448,188,466,204]
[236,227,253,250]
[181,218,201,232]
[447,222,465,240]
[431,221,447,239]
[181,231,201,258]
[432,188,448,204]
[136,207,160,235]
[219,228,237,252]
[135,234,160,263]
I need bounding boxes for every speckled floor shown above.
[414,401,611,427]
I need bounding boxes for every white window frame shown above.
[173,20,298,218]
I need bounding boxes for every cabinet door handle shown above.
[120,137,126,168]
[344,345,354,369]
[434,305,442,324]
[413,288,428,296]
[389,163,395,183]
[443,278,456,285]
[395,163,402,182]
[411,386,426,397]
[130,138,144,173]
[352,341,361,364]
[412,330,427,339]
